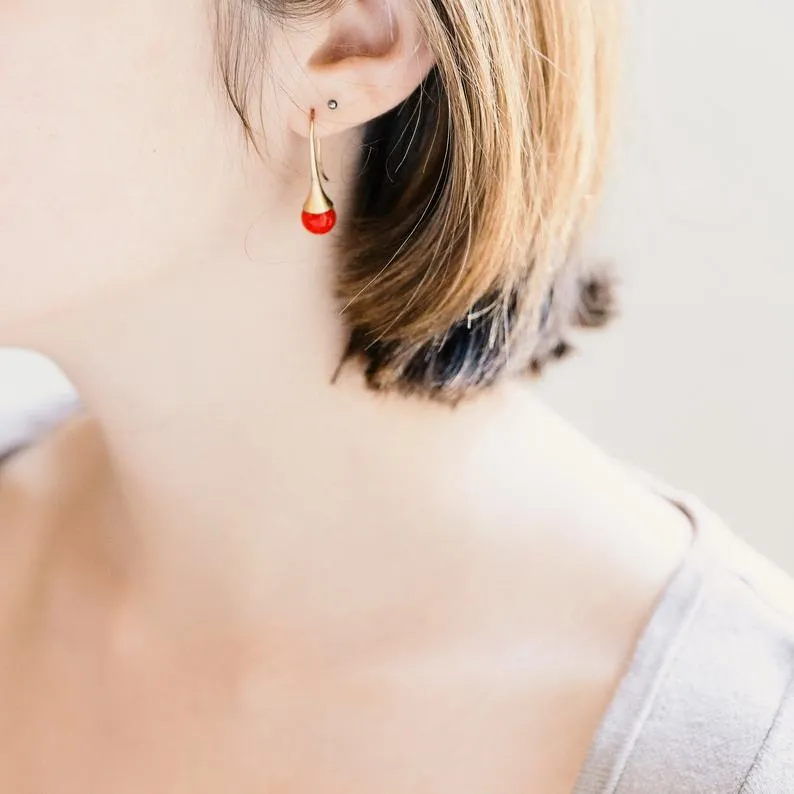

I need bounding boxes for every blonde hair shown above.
[221,0,621,399]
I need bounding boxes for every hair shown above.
[219,0,621,401]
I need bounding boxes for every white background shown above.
[1,1,793,572]
[538,1,794,571]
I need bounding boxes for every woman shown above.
[0,1,792,791]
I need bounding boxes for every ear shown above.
[283,0,435,139]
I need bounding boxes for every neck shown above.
[14,153,691,659]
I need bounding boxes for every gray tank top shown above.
[573,480,794,793]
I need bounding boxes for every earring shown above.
[301,108,336,235]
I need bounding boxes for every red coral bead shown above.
[301,209,337,235]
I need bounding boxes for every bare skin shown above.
[0,387,692,794]
[0,1,692,791]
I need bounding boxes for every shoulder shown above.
[689,489,794,625]
[650,494,794,792]
[702,517,794,793]
[577,474,794,793]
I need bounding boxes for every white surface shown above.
[0,349,79,455]
[538,1,794,572]
[1,1,793,572]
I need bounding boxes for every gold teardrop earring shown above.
[301,106,337,235]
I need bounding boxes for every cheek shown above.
[0,1,237,333]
